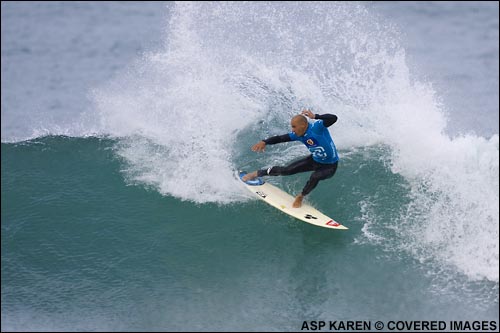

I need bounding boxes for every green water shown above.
[2,136,497,331]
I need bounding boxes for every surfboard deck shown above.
[239,171,348,230]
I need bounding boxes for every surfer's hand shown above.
[301,109,315,119]
[251,141,266,152]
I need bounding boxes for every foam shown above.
[90,2,499,282]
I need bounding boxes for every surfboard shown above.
[239,171,348,230]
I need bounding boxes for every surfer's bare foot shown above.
[242,171,258,182]
[293,194,304,208]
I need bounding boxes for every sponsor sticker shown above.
[326,220,340,227]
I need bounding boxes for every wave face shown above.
[2,3,498,330]
[2,137,498,332]
[90,2,499,281]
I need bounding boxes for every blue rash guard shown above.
[288,119,339,164]
[263,114,339,164]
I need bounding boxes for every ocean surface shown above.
[2,2,498,331]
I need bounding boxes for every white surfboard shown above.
[239,171,348,230]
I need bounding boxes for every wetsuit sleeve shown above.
[263,134,292,145]
[315,114,337,127]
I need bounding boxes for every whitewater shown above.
[86,2,499,282]
[2,2,498,331]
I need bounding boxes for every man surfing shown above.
[243,109,339,208]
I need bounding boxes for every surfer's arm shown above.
[302,109,337,127]
[251,134,291,152]
[263,134,292,145]
[314,114,338,127]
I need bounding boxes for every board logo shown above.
[326,220,340,227]
[256,191,267,199]
[304,214,318,220]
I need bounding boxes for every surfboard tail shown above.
[239,171,265,186]
[325,219,348,229]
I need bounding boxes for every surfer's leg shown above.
[258,155,315,177]
[301,161,338,196]
[245,156,314,181]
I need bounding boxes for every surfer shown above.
[243,109,339,208]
